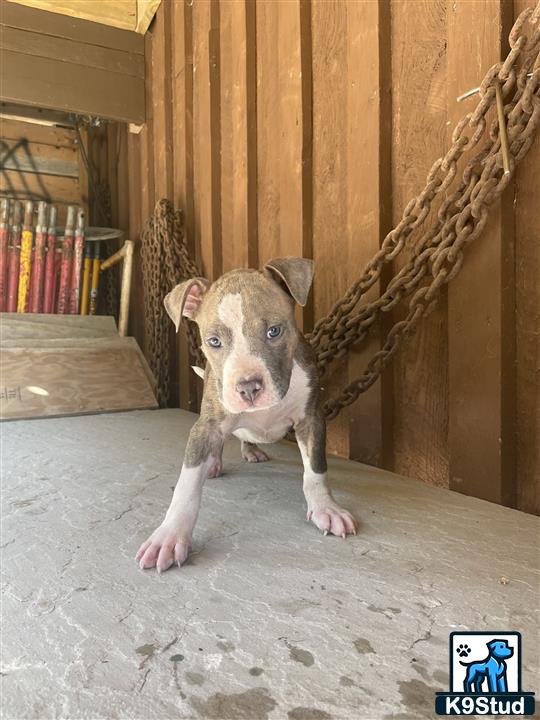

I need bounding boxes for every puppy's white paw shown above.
[241,443,269,463]
[307,504,357,538]
[207,460,223,478]
[135,524,192,572]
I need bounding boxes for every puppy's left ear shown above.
[163,277,210,331]
[263,257,314,307]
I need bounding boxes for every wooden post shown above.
[446,0,515,506]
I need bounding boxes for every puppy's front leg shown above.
[295,411,357,538]
[136,418,223,572]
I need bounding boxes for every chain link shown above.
[320,5,540,418]
[140,201,204,407]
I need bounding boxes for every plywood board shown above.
[1,337,157,420]
[0,313,118,341]
[4,0,137,33]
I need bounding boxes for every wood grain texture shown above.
[117,0,539,512]
[0,314,157,420]
[0,338,157,420]
[171,0,198,413]
[1,1,144,53]
[1,49,145,124]
[0,118,77,148]
[390,0,449,487]
[220,0,257,272]
[447,0,515,506]
[0,313,118,340]
[192,0,222,281]
[4,0,137,33]
[1,25,145,77]
[514,0,540,514]
[312,0,388,463]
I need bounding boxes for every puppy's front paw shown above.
[135,524,192,573]
[307,504,357,538]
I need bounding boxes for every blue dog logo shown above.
[435,631,536,715]
[459,639,514,693]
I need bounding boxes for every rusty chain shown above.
[140,4,539,418]
[319,4,540,418]
[140,201,204,406]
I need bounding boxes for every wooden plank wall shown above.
[111,0,539,514]
[0,118,86,223]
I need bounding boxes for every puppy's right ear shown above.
[164,277,210,331]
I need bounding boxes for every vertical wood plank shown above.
[172,0,198,413]
[446,0,515,506]
[220,0,258,272]
[151,0,174,203]
[312,0,388,463]
[390,0,449,486]
[256,0,311,331]
[514,0,540,514]
[192,0,222,280]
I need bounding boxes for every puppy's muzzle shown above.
[236,376,263,405]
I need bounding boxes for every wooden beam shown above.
[1,1,144,53]
[446,0,515,506]
[1,49,145,123]
[1,25,144,77]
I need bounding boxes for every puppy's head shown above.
[164,257,314,414]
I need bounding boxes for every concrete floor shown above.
[1,409,538,720]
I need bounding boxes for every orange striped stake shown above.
[43,206,57,314]
[30,202,48,313]
[57,205,75,314]
[0,199,9,311]
[7,202,22,313]
[17,201,34,313]
[69,209,85,314]
[80,240,92,316]
[89,240,101,315]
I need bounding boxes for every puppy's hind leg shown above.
[241,440,269,463]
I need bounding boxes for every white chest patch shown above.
[229,360,312,444]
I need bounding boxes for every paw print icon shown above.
[456,644,471,658]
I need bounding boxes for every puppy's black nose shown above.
[236,377,263,403]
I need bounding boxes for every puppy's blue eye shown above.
[267,325,282,339]
[207,337,222,348]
